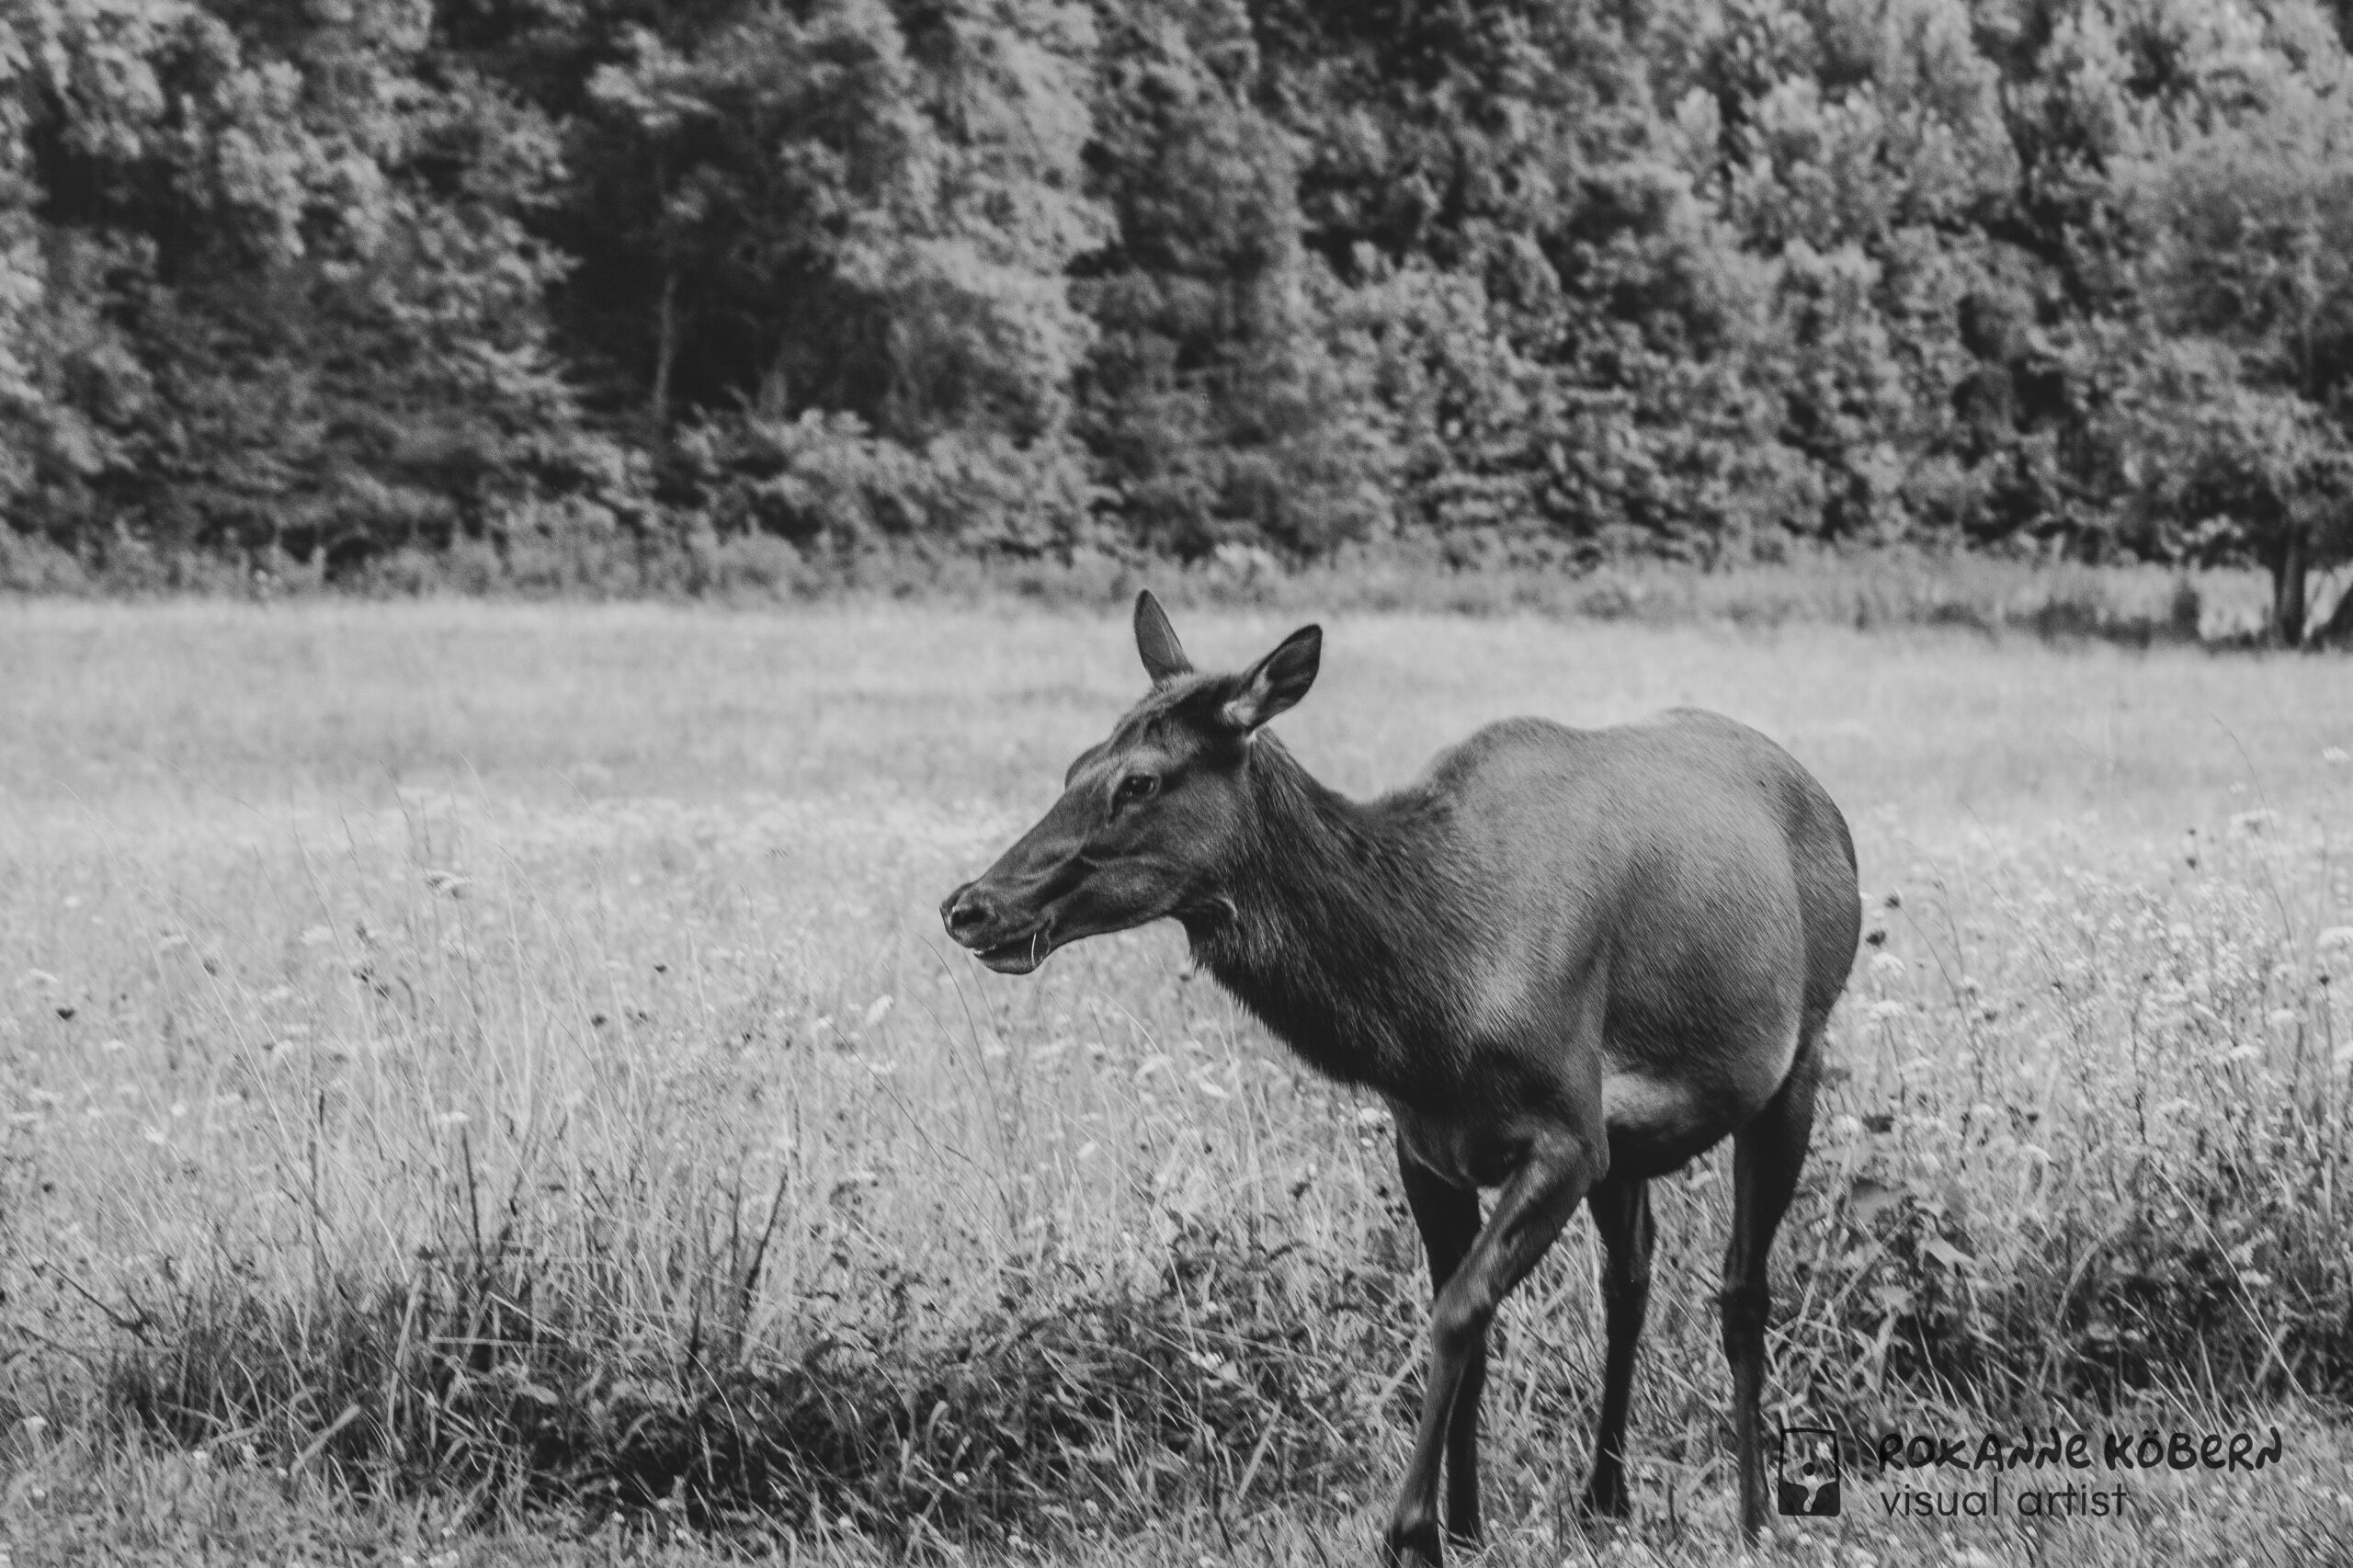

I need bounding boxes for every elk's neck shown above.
[1183,739,1462,1093]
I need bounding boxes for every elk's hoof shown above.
[1381,1513,1445,1568]
[1577,1471,1631,1521]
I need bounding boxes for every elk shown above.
[939,593,1859,1562]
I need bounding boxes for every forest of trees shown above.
[6,0,2353,633]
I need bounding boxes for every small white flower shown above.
[2317,926,2353,955]
[861,994,892,1030]
[1357,1105,1392,1130]
[2324,746,2349,766]
[300,925,334,946]
[1868,952,1906,980]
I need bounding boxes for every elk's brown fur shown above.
[943,594,1860,1562]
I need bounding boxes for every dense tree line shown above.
[5,0,2353,632]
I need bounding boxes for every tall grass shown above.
[2,602,2350,1560]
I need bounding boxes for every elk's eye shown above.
[1116,773,1159,806]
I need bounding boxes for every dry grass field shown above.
[3,600,2352,1566]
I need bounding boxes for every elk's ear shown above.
[1134,590,1192,684]
[1222,624,1321,733]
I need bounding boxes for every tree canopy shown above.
[6,0,2353,625]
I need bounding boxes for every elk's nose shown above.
[941,882,992,939]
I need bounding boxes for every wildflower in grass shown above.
[2318,926,2353,955]
[2325,746,2349,766]
[1869,951,1905,981]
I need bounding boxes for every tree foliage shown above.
[6,0,2353,624]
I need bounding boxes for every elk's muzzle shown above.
[939,879,1054,974]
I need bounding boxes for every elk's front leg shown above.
[1395,1145,1483,1547]
[1382,1129,1604,1568]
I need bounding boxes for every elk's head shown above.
[939,592,1321,974]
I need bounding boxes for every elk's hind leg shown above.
[1396,1145,1485,1547]
[1579,1176,1654,1521]
[1721,1023,1824,1540]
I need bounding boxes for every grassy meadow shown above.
[3,601,2352,1565]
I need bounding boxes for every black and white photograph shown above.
[3,0,2351,1563]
